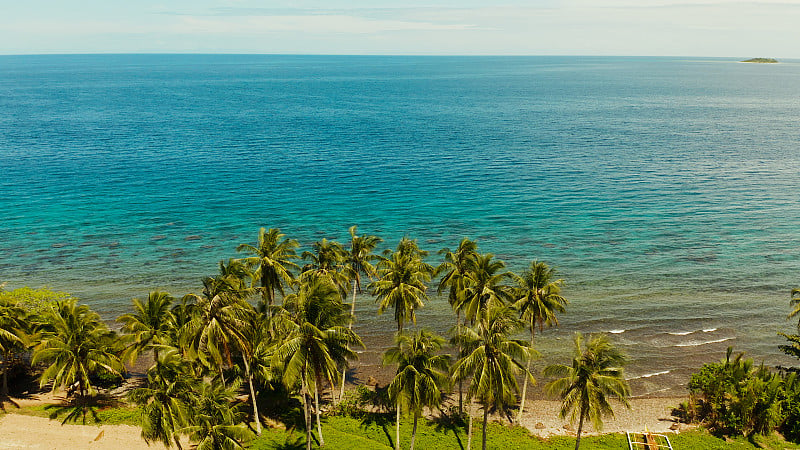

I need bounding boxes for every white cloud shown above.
[171,14,475,34]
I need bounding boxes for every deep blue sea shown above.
[2,55,800,395]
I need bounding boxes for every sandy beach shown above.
[0,413,167,450]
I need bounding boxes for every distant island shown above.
[741,58,778,63]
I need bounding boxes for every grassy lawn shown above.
[2,402,140,426]
[251,415,800,450]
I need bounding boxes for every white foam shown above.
[702,328,717,333]
[668,331,692,336]
[628,370,670,380]
[609,329,625,334]
[675,337,732,347]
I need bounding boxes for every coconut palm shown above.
[274,277,363,450]
[0,294,25,399]
[788,288,800,327]
[451,306,533,450]
[436,237,478,413]
[181,273,253,381]
[512,261,568,421]
[383,329,450,450]
[371,241,432,333]
[461,253,513,326]
[237,227,300,308]
[237,308,281,435]
[301,238,349,296]
[128,347,195,449]
[117,291,176,365]
[340,225,382,398]
[544,333,630,450]
[436,238,478,319]
[180,379,251,450]
[33,299,123,404]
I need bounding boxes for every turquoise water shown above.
[2,55,800,394]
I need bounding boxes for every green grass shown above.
[3,402,140,426]
[251,415,800,450]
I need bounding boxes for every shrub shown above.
[685,347,786,437]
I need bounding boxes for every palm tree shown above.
[461,253,513,326]
[340,225,382,398]
[237,307,280,436]
[512,261,568,421]
[128,347,195,449]
[237,227,300,308]
[383,329,450,450]
[180,379,251,450]
[436,238,478,320]
[451,306,533,450]
[33,299,123,405]
[544,333,630,450]
[371,240,432,333]
[436,237,478,413]
[117,291,176,365]
[788,288,800,327]
[0,294,25,399]
[301,238,349,296]
[274,277,363,450]
[182,273,253,381]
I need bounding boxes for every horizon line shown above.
[1,52,795,60]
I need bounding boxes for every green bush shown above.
[684,347,786,438]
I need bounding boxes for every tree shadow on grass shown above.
[430,407,466,450]
[43,393,123,425]
[259,384,305,431]
[267,434,306,450]
[358,412,395,449]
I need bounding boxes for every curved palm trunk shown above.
[410,410,419,450]
[456,311,463,415]
[575,405,587,450]
[243,357,261,435]
[315,385,325,446]
[466,401,473,450]
[173,434,183,450]
[396,404,401,450]
[481,404,489,450]
[301,377,312,450]
[1,354,9,397]
[340,279,359,401]
[516,327,535,422]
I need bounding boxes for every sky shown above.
[1,0,798,57]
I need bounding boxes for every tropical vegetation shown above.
[6,226,800,449]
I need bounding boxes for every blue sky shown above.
[2,1,797,56]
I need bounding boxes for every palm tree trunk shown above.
[575,406,586,450]
[396,404,401,450]
[410,410,419,450]
[302,378,311,450]
[315,386,325,446]
[457,311,463,415]
[1,356,9,397]
[262,275,271,308]
[482,404,488,450]
[173,434,183,450]
[516,328,535,423]
[340,279,359,401]
[243,357,261,435]
[466,401,473,450]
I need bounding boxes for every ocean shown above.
[2,54,799,396]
